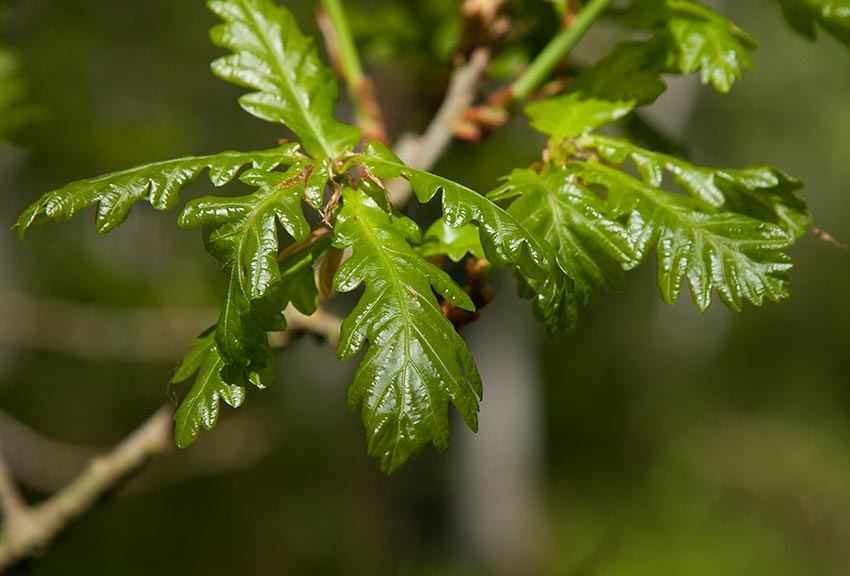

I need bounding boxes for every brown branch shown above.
[0,405,174,573]
[388,47,493,206]
[0,446,27,525]
[316,7,388,144]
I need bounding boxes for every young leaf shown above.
[584,0,756,101]
[333,188,482,474]
[774,0,850,48]
[571,38,672,105]
[578,162,795,312]
[419,219,485,263]
[664,2,756,92]
[208,0,360,158]
[525,93,635,141]
[360,141,553,280]
[492,167,634,332]
[15,144,300,238]
[578,133,811,238]
[178,164,313,381]
[173,329,246,449]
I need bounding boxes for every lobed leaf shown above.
[578,133,811,238]
[578,162,795,312]
[664,1,756,92]
[582,0,756,102]
[360,141,553,280]
[492,167,635,332]
[419,219,485,263]
[15,145,301,238]
[178,164,313,382]
[173,329,246,449]
[333,188,482,474]
[208,0,360,158]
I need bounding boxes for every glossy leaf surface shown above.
[419,220,485,263]
[15,145,300,237]
[179,164,312,381]
[333,188,482,474]
[173,330,245,449]
[579,162,795,312]
[579,133,811,238]
[493,167,634,332]
[360,141,553,281]
[208,0,360,158]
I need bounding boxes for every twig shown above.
[317,0,388,143]
[388,47,492,206]
[0,405,174,573]
[511,0,614,101]
[0,446,26,524]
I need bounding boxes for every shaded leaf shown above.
[178,164,313,381]
[419,219,485,262]
[173,329,246,449]
[208,0,360,158]
[333,188,481,474]
[774,0,850,48]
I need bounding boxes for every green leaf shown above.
[579,133,811,238]
[360,141,554,280]
[15,145,301,238]
[665,7,755,93]
[492,167,634,332]
[590,0,756,98]
[333,188,482,474]
[572,38,671,105]
[525,93,635,141]
[208,0,360,158]
[173,329,246,449]
[419,219,485,263]
[577,161,795,312]
[774,0,850,48]
[178,163,313,381]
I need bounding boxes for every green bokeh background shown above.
[0,1,848,574]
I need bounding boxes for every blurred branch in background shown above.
[0,289,342,571]
[0,405,173,573]
[0,288,341,362]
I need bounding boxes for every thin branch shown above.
[317,0,388,143]
[511,0,614,101]
[0,445,26,525]
[388,47,492,206]
[0,405,174,573]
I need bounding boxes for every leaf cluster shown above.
[14,0,839,472]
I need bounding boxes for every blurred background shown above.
[0,1,848,574]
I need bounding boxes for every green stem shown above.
[319,0,386,142]
[511,0,614,102]
[320,0,364,84]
